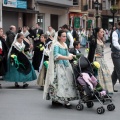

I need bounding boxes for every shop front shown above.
[2,0,38,32]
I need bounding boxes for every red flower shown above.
[0,48,2,54]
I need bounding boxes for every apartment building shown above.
[2,0,38,32]
[69,0,102,30]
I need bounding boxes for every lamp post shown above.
[94,0,100,27]
[110,6,117,28]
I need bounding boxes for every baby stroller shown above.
[72,55,115,114]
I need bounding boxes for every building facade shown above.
[2,0,38,32]
[34,0,73,32]
[68,0,102,30]
[101,0,120,29]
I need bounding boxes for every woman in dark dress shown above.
[0,28,8,87]
[4,33,37,88]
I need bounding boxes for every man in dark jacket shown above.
[6,25,16,48]
[33,23,44,48]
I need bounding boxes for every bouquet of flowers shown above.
[73,53,83,65]
[91,61,100,76]
[37,44,45,51]
[10,54,25,69]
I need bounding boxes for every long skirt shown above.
[46,64,78,101]
[95,57,113,93]
[4,61,37,82]
[37,65,46,86]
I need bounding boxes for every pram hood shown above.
[78,55,94,74]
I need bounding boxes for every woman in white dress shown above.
[43,30,78,109]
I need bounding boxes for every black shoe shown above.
[114,89,118,92]
[23,83,29,88]
[15,83,20,88]
[64,104,72,109]
[52,101,63,106]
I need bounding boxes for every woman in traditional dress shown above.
[37,40,52,88]
[4,33,37,88]
[43,30,78,109]
[94,27,113,94]
[81,28,87,47]
[0,28,8,87]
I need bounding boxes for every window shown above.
[37,14,45,32]
[73,0,79,5]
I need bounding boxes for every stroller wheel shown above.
[76,104,84,111]
[97,107,105,114]
[86,101,94,108]
[107,104,115,111]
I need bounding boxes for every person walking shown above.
[43,30,78,109]
[94,27,113,94]
[6,25,16,48]
[4,33,37,88]
[0,28,8,87]
[111,22,120,92]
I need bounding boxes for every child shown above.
[4,33,37,88]
[37,40,52,88]
[69,41,81,55]
[32,34,47,71]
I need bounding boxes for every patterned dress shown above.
[95,39,113,93]
[44,42,78,101]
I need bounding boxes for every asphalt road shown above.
[0,43,120,120]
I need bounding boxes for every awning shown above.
[3,7,39,14]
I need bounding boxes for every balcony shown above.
[35,0,73,8]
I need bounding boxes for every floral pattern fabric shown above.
[46,45,78,101]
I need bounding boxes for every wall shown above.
[36,5,68,32]
[3,11,18,32]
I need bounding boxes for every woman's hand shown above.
[68,54,75,60]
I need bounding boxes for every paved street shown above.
[0,43,120,120]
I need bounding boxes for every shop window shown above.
[73,0,79,5]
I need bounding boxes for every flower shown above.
[92,61,100,69]
[40,46,44,51]
[36,34,40,38]
[37,44,45,51]
[85,48,89,53]
[11,54,17,58]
